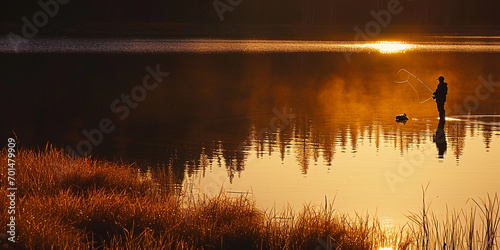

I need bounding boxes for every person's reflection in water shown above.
[434,119,447,158]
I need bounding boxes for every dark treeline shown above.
[1,0,499,34]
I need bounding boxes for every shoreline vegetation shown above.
[1,147,499,249]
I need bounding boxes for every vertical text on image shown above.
[6,138,17,243]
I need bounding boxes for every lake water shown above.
[1,36,499,226]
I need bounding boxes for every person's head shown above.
[437,76,445,83]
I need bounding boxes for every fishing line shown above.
[394,69,434,103]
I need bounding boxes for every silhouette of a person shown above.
[434,125,447,159]
[433,76,448,120]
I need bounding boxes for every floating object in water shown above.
[395,113,409,124]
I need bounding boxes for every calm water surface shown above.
[1,36,499,226]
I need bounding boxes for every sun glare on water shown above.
[364,41,415,54]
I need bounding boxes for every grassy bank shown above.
[0,147,498,249]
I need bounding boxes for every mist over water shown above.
[1,37,499,225]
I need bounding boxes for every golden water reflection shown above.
[363,41,416,54]
[183,115,500,226]
[195,115,498,178]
